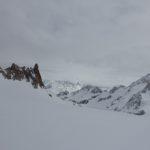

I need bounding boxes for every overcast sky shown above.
[1,0,150,86]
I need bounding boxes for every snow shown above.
[44,80,82,94]
[59,74,150,115]
[1,77,150,150]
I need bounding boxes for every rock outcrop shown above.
[0,63,44,89]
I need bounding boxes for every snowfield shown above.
[1,77,150,150]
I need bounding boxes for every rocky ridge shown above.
[0,63,44,89]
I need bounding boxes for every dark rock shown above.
[107,95,112,99]
[109,85,125,94]
[91,95,99,99]
[0,63,44,89]
[78,100,89,104]
[134,110,145,115]
[98,97,107,102]
[57,91,69,97]
[142,83,150,93]
[124,93,142,110]
[91,87,102,94]
[98,95,112,102]
[115,96,122,101]
[81,85,102,94]
[48,94,52,97]
[81,85,93,91]
[32,64,44,88]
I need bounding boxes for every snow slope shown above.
[1,77,150,150]
[57,74,150,115]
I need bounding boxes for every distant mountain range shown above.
[45,74,150,115]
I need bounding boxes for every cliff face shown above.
[0,63,44,89]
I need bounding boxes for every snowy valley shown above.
[1,72,150,150]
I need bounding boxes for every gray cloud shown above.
[1,0,150,86]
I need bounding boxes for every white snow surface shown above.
[1,77,150,150]
[44,80,82,94]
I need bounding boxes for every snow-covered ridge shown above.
[49,74,150,115]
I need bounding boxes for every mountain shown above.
[44,80,82,94]
[0,63,44,88]
[1,63,150,115]
[52,74,150,115]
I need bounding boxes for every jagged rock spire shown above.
[0,63,44,89]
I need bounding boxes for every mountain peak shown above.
[0,63,44,88]
[140,73,150,82]
[129,74,150,88]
